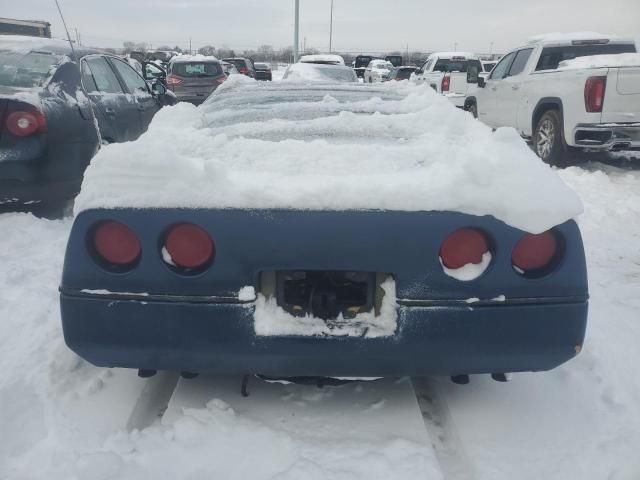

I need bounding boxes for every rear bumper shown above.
[573,123,640,151]
[60,292,588,377]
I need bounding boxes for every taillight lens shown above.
[166,75,183,85]
[93,221,141,267]
[440,228,490,270]
[163,223,214,271]
[239,67,249,74]
[6,110,47,137]
[584,76,606,113]
[215,76,226,84]
[441,75,450,92]
[512,231,559,275]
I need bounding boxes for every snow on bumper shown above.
[60,291,587,377]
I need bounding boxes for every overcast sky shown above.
[5,0,639,54]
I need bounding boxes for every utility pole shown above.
[293,0,300,62]
[454,42,458,52]
[489,41,494,56]
[189,38,192,54]
[329,0,334,53]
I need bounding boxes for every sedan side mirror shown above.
[467,66,479,84]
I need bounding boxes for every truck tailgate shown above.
[448,72,473,96]
[602,67,640,123]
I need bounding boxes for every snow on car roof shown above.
[526,32,631,46]
[282,62,357,82]
[558,53,640,70]
[300,54,345,65]
[75,76,582,233]
[170,53,219,63]
[430,52,479,59]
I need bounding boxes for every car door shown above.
[495,48,534,128]
[108,56,160,136]
[81,55,140,142]
[478,51,516,127]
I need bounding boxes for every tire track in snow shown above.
[412,377,477,480]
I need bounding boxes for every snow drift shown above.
[75,77,582,233]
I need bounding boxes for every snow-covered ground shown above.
[1,159,639,479]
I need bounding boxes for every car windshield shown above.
[375,63,392,69]
[0,50,63,88]
[170,62,222,77]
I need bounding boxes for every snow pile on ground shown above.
[75,79,581,234]
[254,278,397,338]
[559,53,640,69]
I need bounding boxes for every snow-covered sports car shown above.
[60,78,589,379]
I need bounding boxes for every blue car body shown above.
[60,208,588,377]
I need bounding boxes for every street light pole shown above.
[294,0,300,62]
[329,0,334,53]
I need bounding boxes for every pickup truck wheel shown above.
[466,102,478,119]
[534,110,569,167]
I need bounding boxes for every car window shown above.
[489,52,516,80]
[433,58,482,73]
[507,48,533,76]
[145,62,164,79]
[535,43,636,71]
[170,62,223,77]
[110,57,148,93]
[85,56,124,94]
[80,60,98,92]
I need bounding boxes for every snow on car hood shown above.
[75,76,583,233]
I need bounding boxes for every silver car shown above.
[166,56,226,105]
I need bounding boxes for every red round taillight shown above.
[6,111,46,137]
[163,223,214,270]
[512,231,558,274]
[93,221,141,266]
[440,228,490,270]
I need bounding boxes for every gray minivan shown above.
[166,56,226,105]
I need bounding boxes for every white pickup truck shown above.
[464,35,639,165]
[412,52,483,107]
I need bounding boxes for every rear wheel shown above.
[534,110,572,167]
[466,101,478,119]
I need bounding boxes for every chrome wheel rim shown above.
[537,119,555,159]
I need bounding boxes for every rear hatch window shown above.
[0,50,63,88]
[536,44,637,71]
[170,62,222,77]
[433,58,481,73]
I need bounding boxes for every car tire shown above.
[466,101,478,119]
[534,110,573,167]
